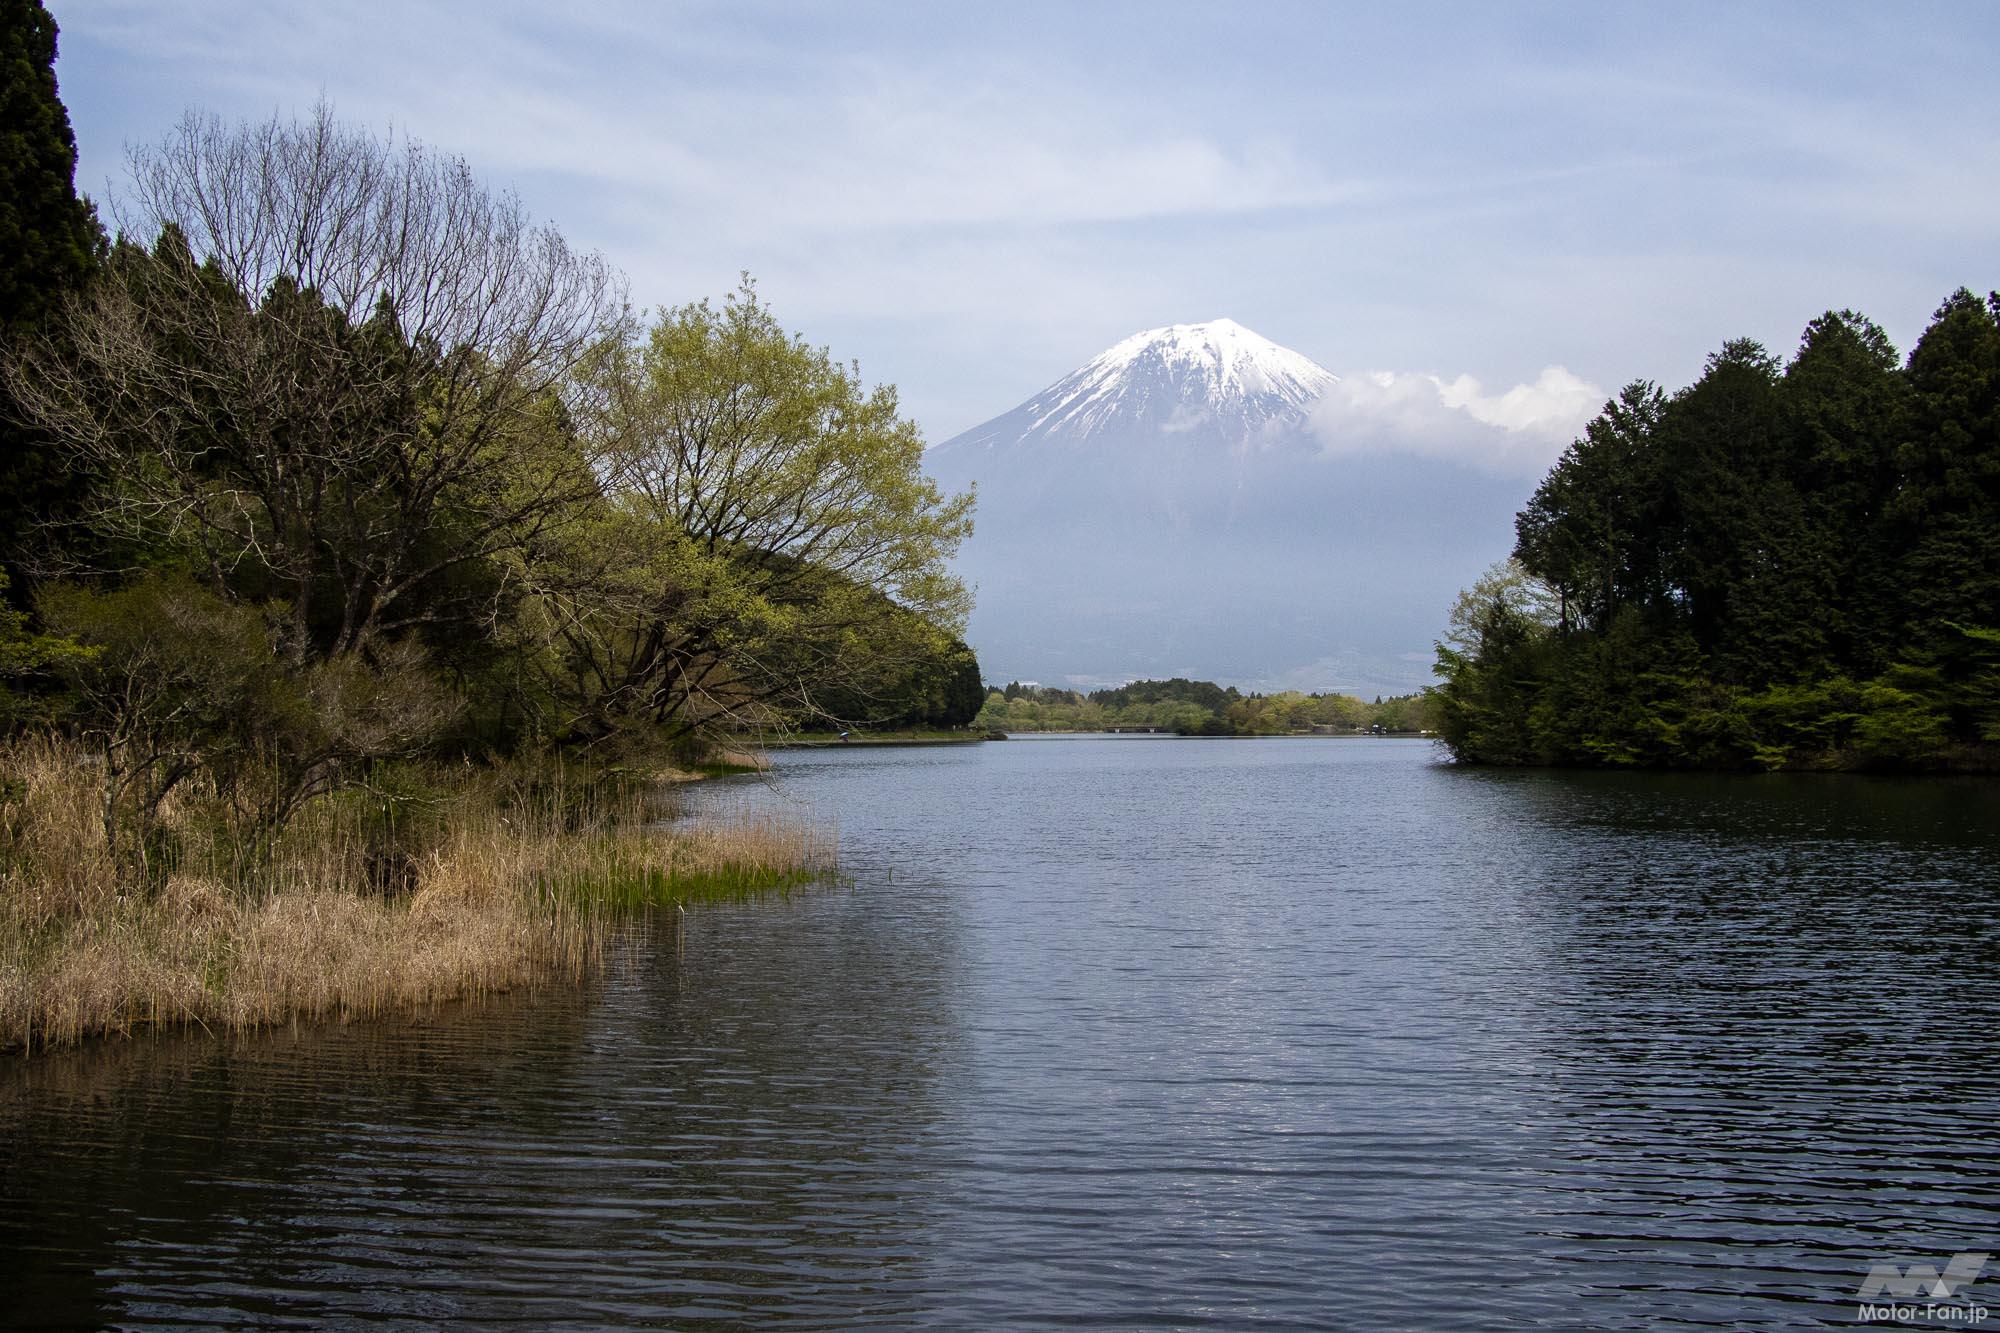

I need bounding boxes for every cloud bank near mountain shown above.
[1309,366,1603,474]
[925,319,1541,696]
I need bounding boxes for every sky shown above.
[47,1,2000,472]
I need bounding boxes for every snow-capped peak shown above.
[1006,318,1338,445]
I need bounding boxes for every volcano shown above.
[924,320,1530,696]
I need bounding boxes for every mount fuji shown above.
[924,319,1535,696]
[949,318,1335,448]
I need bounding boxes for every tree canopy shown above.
[1434,292,2000,770]
[509,281,974,746]
[1,103,979,869]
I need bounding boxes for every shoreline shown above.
[974,729,1436,740]
[1,740,833,1057]
[771,735,992,749]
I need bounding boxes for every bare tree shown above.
[8,103,624,665]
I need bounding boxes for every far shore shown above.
[760,728,1436,749]
[974,729,1436,739]
[770,731,994,749]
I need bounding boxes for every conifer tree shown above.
[1777,310,1906,675]
[0,0,104,590]
[1439,292,2000,769]
[1894,290,2000,648]
[0,0,96,329]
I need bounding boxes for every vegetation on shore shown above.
[976,678,1434,735]
[1,735,833,1052]
[1435,296,2000,771]
[0,5,939,1049]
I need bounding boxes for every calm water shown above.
[4,737,1998,1328]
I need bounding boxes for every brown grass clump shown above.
[0,737,831,1054]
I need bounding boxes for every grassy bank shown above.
[0,738,831,1054]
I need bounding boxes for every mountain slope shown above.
[926,320,1530,696]
[946,318,1337,451]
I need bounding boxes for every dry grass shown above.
[650,746,772,783]
[708,746,770,770]
[0,737,832,1053]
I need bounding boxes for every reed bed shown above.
[0,737,831,1053]
[542,813,833,910]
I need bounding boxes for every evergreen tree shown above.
[1885,290,2000,745]
[0,0,96,330]
[1514,381,1666,633]
[1776,310,1906,675]
[1437,291,2000,771]
[1651,338,1786,677]
[1893,290,2000,655]
[0,0,104,590]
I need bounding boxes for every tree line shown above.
[978,678,1433,735]
[0,2,976,869]
[1435,296,1999,770]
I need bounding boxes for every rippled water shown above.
[4,737,1998,1327]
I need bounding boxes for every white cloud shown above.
[71,4,1364,239]
[1308,366,1601,474]
[60,1,1996,451]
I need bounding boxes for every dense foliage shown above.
[0,0,103,597]
[0,1,97,323]
[977,678,1432,735]
[0,96,976,871]
[1435,296,2000,770]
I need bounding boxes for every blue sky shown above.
[48,1,2000,464]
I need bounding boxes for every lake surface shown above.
[4,737,1998,1327]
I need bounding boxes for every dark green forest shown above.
[1435,300,2000,770]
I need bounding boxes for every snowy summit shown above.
[943,318,1339,451]
[922,313,1527,698]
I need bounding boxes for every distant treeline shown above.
[976,678,1434,735]
[1436,293,2000,771]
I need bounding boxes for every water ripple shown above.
[3,739,1997,1327]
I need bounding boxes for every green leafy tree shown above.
[1441,560,1560,658]
[935,645,986,728]
[1311,693,1367,730]
[798,610,984,731]
[4,106,619,844]
[520,281,974,748]
[1433,591,1555,763]
[0,568,89,722]
[41,575,456,866]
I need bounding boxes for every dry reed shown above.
[0,737,831,1053]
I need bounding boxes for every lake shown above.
[4,736,1997,1327]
